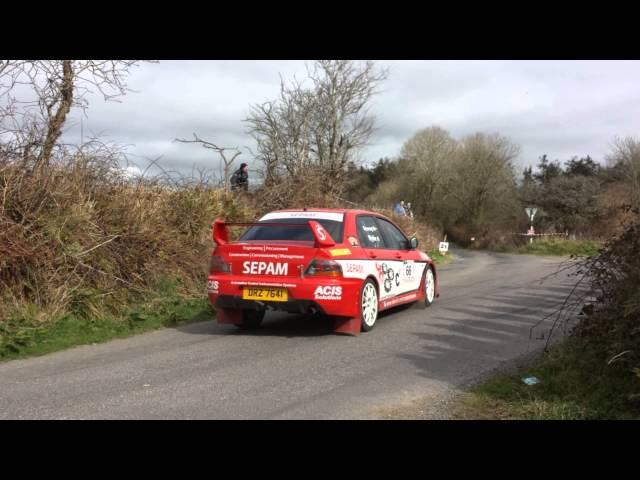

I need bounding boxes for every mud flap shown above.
[334,315,361,336]
[412,273,428,310]
[411,299,427,310]
[217,308,242,325]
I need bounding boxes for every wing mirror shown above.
[409,237,419,249]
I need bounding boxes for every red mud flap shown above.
[216,308,242,325]
[334,314,361,336]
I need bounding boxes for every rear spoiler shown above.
[212,219,335,247]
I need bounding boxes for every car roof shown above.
[270,208,388,218]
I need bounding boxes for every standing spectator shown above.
[394,200,406,216]
[230,163,249,192]
[405,202,414,219]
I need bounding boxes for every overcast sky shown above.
[60,60,640,176]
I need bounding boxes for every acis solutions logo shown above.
[207,280,219,293]
[314,285,342,300]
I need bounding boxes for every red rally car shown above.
[207,209,439,336]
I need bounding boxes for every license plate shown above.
[242,287,288,302]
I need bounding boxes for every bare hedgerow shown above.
[0,145,256,322]
[531,207,640,371]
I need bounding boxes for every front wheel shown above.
[360,279,379,332]
[424,267,435,307]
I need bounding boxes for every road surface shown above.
[0,249,577,419]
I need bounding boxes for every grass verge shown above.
[496,238,602,257]
[428,248,453,266]
[0,280,213,362]
[451,339,640,420]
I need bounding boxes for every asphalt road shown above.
[0,249,578,419]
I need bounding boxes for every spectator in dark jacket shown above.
[405,202,414,219]
[230,163,249,191]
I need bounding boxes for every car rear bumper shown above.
[207,275,362,318]
[214,295,325,315]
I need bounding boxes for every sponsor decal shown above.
[242,261,288,275]
[241,245,290,253]
[207,280,219,293]
[361,225,378,232]
[383,292,417,309]
[329,248,351,257]
[260,211,344,222]
[314,285,342,300]
[235,253,304,260]
[265,246,289,252]
[247,253,280,260]
[367,234,382,244]
[231,281,297,288]
[344,262,364,273]
[377,262,400,293]
[243,246,267,252]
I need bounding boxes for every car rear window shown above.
[240,218,344,243]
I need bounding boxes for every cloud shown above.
[56,60,640,175]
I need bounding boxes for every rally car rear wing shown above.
[212,219,336,248]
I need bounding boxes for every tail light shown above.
[209,255,231,274]
[305,259,343,277]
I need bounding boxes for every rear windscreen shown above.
[240,218,344,243]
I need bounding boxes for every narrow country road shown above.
[0,249,577,419]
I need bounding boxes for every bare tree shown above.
[245,60,388,191]
[0,60,147,170]
[174,133,242,191]
[449,133,520,230]
[400,126,458,215]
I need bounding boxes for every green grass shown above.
[452,339,640,420]
[0,280,214,362]
[428,248,453,266]
[497,238,603,257]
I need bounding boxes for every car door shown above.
[355,215,401,301]
[374,217,425,296]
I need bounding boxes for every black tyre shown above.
[237,309,265,329]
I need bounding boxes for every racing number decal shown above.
[405,263,412,277]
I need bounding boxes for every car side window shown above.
[376,218,409,250]
[357,216,386,248]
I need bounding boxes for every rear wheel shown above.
[360,279,379,332]
[237,309,265,329]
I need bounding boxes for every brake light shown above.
[209,255,231,274]
[305,259,343,277]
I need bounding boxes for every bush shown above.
[574,210,640,362]
[0,155,256,323]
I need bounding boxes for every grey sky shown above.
[60,60,640,176]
